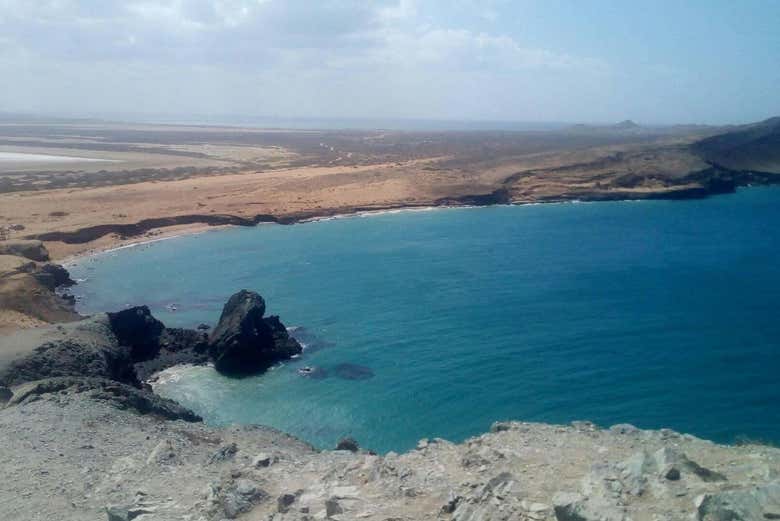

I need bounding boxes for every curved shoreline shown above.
[3,185,780,519]
[27,173,777,261]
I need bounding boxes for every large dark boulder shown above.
[107,306,165,362]
[209,290,302,376]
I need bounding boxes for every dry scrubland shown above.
[0,118,777,260]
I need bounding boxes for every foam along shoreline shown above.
[60,202,512,266]
[28,168,763,261]
[0,152,121,163]
[41,192,723,265]
[27,171,780,266]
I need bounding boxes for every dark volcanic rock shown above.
[209,290,302,376]
[108,306,165,362]
[31,263,76,291]
[7,376,201,422]
[0,315,139,388]
[263,315,304,357]
[134,328,210,381]
[335,437,360,452]
[332,363,374,380]
[0,385,11,405]
[1,339,137,388]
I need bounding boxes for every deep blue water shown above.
[69,187,780,453]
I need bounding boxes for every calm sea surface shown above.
[69,187,780,453]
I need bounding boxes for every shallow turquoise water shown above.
[69,187,780,453]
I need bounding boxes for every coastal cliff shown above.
[0,239,79,333]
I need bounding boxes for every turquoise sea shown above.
[69,187,780,453]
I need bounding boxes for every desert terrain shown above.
[1,117,777,261]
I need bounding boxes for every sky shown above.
[0,0,778,125]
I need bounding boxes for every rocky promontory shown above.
[0,288,302,394]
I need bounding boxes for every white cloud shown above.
[0,0,612,120]
[0,0,602,69]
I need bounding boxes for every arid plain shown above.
[1,117,779,259]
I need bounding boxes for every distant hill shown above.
[564,119,655,135]
[613,119,640,130]
[693,116,780,173]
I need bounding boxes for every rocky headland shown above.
[0,246,779,520]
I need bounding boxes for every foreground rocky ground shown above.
[1,388,778,521]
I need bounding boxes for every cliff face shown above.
[0,240,78,333]
[0,389,778,521]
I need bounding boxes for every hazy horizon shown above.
[1,1,778,126]
[2,109,771,131]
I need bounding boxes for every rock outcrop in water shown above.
[0,289,301,389]
[209,290,303,375]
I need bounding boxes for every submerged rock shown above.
[332,363,374,380]
[209,290,302,376]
